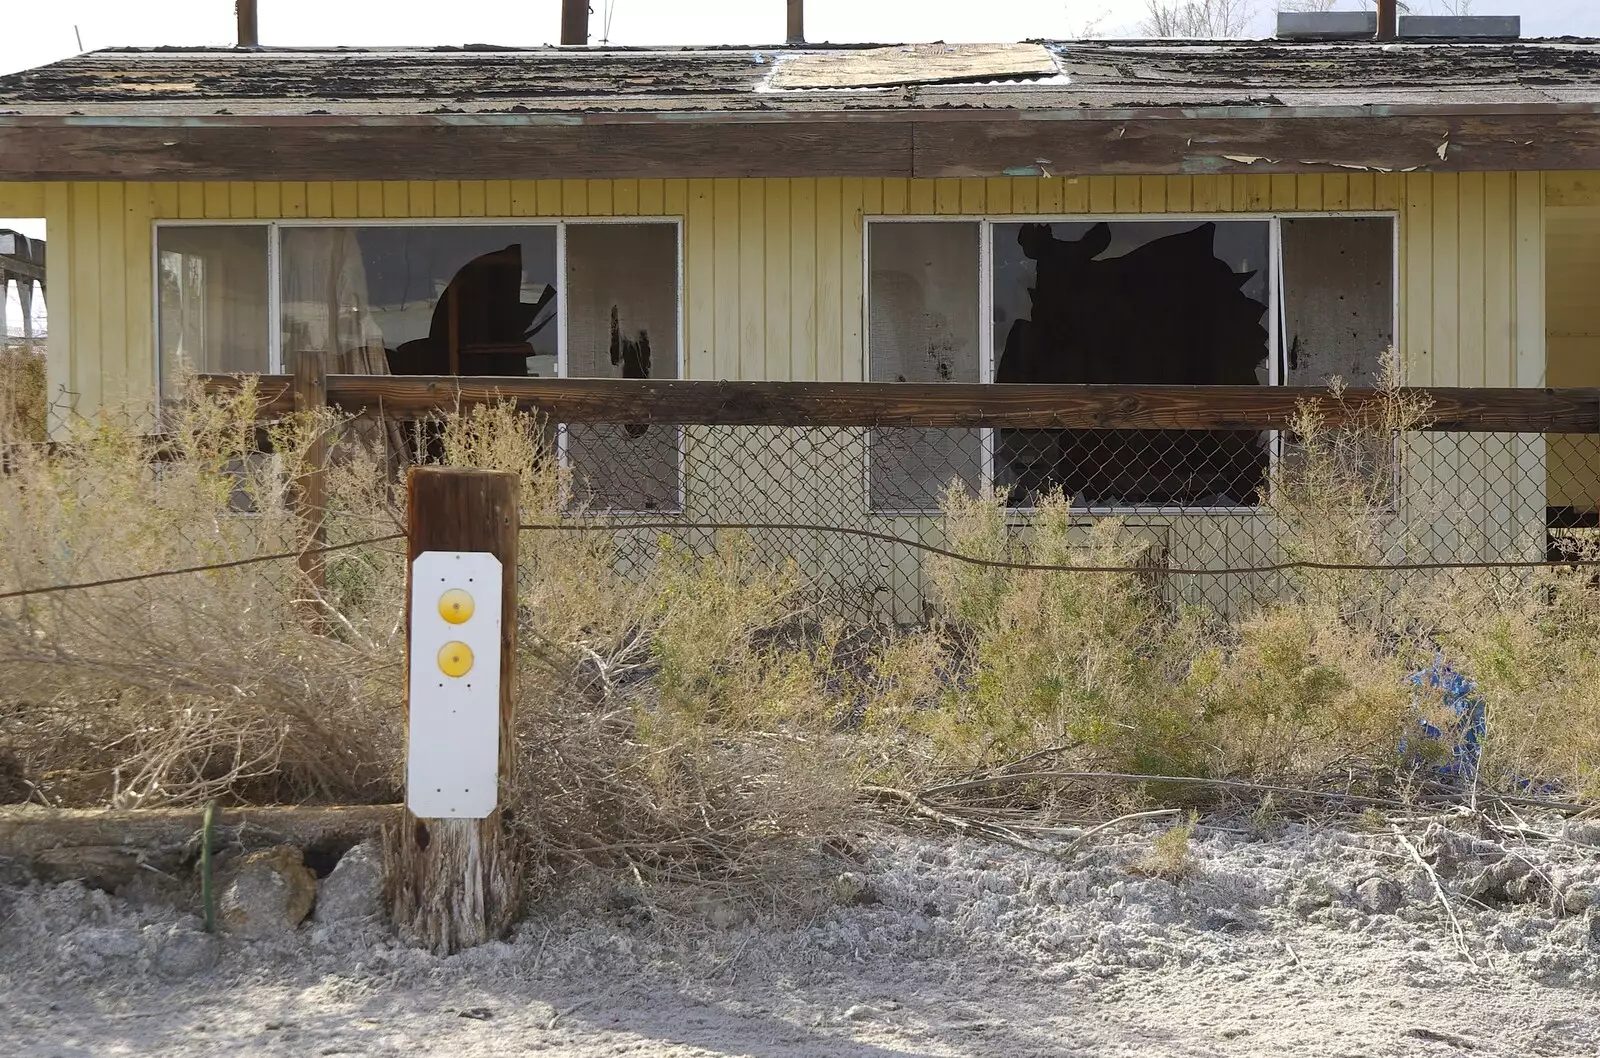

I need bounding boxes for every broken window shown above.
[156,218,683,513]
[865,221,982,512]
[992,220,1271,508]
[562,222,683,512]
[867,214,1396,512]
[157,226,270,397]
[279,225,559,376]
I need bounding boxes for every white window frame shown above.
[862,211,1401,516]
[152,216,687,516]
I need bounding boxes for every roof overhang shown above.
[3,102,1599,180]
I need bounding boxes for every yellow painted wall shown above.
[0,172,1547,407]
[1543,173,1600,512]
[0,172,1556,614]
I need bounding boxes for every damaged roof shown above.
[2,38,1600,116]
[7,39,1600,182]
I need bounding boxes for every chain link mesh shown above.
[5,379,1598,627]
[552,420,1600,622]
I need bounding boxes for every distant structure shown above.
[0,229,46,339]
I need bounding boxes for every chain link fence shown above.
[6,377,1599,627]
[550,419,1599,622]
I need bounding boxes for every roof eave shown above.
[3,101,1598,180]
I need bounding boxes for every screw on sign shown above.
[439,588,474,624]
[437,641,474,677]
[406,551,503,819]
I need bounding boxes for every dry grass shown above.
[858,370,1598,816]
[0,389,851,906]
[0,381,400,807]
[1,369,1595,915]
[1428,563,1600,799]
[1130,815,1197,883]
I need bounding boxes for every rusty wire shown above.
[4,518,1600,604]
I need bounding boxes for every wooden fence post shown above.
[386,466,521,955]
[291,349,328,622]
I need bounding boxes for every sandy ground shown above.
[3,815,1599,1057]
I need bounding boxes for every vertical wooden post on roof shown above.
[386,467,521,955]
[561,0,589,46]
[787,0,805,44]
[1376,0,1397,40]
[236,0,259,48]
[292,349,328,628]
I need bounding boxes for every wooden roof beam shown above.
[1,108,1595,179]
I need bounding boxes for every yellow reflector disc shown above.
[437,641,474,678]
[438,588,475,625]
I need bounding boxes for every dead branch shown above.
[860,785,1049,854]
[1393,824,1475,965]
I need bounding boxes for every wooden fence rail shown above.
[201,374,1600,434]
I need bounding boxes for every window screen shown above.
[866,222,982,512]
[1279,217,1398,503]
[1280,217,1395,387]
[562,222,682,513]
[157,226,270,397]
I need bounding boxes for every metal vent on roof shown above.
[1276,11,1378,41]
[1398,15,1521,39]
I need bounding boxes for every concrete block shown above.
[1398,15,1521,39]
[1276,12,1378,40]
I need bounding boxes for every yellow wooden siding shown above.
[6,171,1550,405]
[1544,174,1600,511]
[1,172,1562,613]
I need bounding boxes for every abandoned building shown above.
[1,6,1598,615]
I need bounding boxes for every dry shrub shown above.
[1186,603,1415,779]
[913,485,1201,778]
[0,391,851,906]
[405,404,854,896]
[0,381,404,806]
[889,477,1417,797]
[4,366,1596,911]
[868,371,1595,809]
[1429,561,1600,799]
[648,536,813,728]
[1130,815,1197,883]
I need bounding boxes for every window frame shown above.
[152,215,688,516]
[862,210,1401,516]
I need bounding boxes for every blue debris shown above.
[1403,658,1562,796]
[1404,657,1485,781]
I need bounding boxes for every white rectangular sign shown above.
[406,550,503,819]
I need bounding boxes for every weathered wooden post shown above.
[386,467,521,955]
[291,349,329,624]
[1376,0,1397,40]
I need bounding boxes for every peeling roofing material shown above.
[2,39,1600,118]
